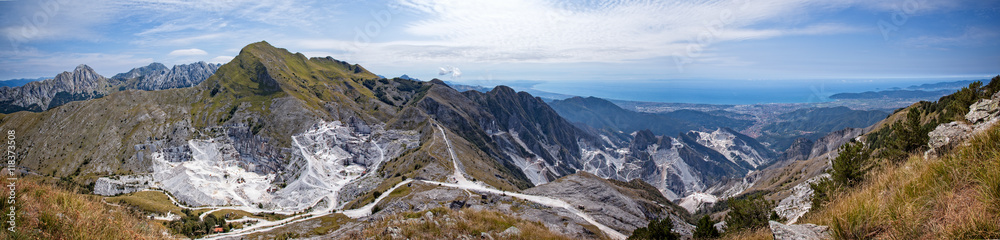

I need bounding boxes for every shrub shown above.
[725,194,777,231]
[629,217,680,240]
[693,215,720,239]
[892,109,929,156]
[809,177,835,210]
[832,141,873,187]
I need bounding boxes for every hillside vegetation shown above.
[339,207,586,240]
[0,177,170,239]
[803,76,1000,239]
[804,123,1000,239]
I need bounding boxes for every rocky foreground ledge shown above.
[769,221,831,240]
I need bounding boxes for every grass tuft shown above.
[803,124,1000,239]
[347,207,594,240]
[0,177,171,239]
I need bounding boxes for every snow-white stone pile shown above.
[93,175,154,196]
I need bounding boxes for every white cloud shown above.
[168,48,208,56]
[208,55,234,64]
[136,19,227,36]
[282,0,872,66]
[438,66,461,78]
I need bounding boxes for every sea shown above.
[526,78,985,105]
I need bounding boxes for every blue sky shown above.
[0,0,998,84]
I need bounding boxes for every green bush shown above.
[809,177,836,210]
[832,141,873,187]
[692,215,720,239]
[628,217,680,240]
[725,194,778,231]
[890,108,930,159]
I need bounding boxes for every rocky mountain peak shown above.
[111,62,169,81]
[631,129,659,150]
[428,78,449,87]
[55,64,106,92]
[489,85,518,96]
[67,64,101,79]
[114,61,219,91]
[779,138,815,162]
[148,62,169,69]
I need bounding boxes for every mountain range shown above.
[0,42,778,238]
[0,61,220,114]
[4,41,993,239]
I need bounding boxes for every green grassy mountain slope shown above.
[750,76,1000,238]
[803,120,1000,239]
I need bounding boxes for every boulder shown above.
[966,92,1000,124]
[925,122,973,158]
[93,175,153,196]
[769,221,830,240]
[500,226,520,236]
[713,221,727,233]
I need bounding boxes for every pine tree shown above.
[629,217,680,240]
[832,141,872,187]
[725,194,776,231]
[693,215,720,238]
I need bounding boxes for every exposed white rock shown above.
[93,175,154,196]
[500,226,520,236]
[966,92,1000,125]
[927,92,1000,158]
[149,121,418,213]
[768,221,831,240]
[506,131,552,185]
[669,213,696,237]
[152,138,275,207]
[678,192,718,214]
[694,128,771,168]
[925,122,973,158]
[774,174,830,224]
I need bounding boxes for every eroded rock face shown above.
[779,138,814,162]
[773,174,830,224]
[966,92,1000,125]
[927,92,1000,158]
[769,221,831,240]
[926,122,973,157]
[93,175,154,196]
[523,172,693,236]
[111,62,221,91]
[0,65,109,113]
[809,128,864,160]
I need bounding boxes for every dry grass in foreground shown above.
[718,227,773,240]
[802,125,1000,239]
[0,177,172,239]
[338,207,602,240]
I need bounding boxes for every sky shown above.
[0,0,998,85]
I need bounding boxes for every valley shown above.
[0,41,996,240]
